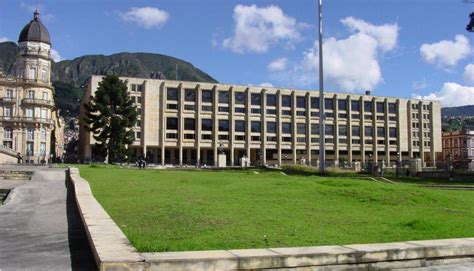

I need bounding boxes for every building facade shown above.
[442,125,474,171]
[0,11,62,163]
[79,76,442,167]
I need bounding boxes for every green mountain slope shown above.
[0,42,218,117]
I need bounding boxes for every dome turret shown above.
[18,11,51,45]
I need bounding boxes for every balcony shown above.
[22,98,55,108]
[0,97,16,105]
[0,116,54,125]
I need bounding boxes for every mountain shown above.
[0,42,218,117]
[441,105,474,118]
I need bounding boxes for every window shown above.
[235,120,245,132]
[297,123,306,134]
[377,127,385,136]
[352,126,360,137]
[41,109,47,119]
[28,90,35,99]
[296,96,306,108]
[27,128,34,140]
[235,107,246,113]
[365,126,373,137]
[40,142,46,156]
[325,125,334,136]
[325,98,334,110]
[389,127,397,138]
[266,109,276,115]
[267,122,276,133]
[3,141,12,149]
[389,103,397,114]
[218,106,229,113]
[311,97,319,109]
[202,134,212,140]
[42,92,48,100]
[6,89,13,98]
[338,99,347,111]
[184,118,195,131]
[137,97,142,104]
[364,101,373,112]
[351,100,360,111]
[352,114,360,119]
[4,107,12,117]
[267,94,276,106]
[219,91,229,104]
[282,95,292,107]
[235,92,246,105]
[166,117,178,130]
[26,142,34,155]
[311,124,319,135]
[41,69,47,82]
[218,120,229,132]
[167,88,178,101]
[184,104,195,111]
[201,119,212,131]
[202,105,212,112]
[251,93,261,106]
[251,121,261,133]
[26,108,33,118]
[3,127,12,139]
[185,89,195,102]
[251,108,261,114]
[339,125,347,137]
[202,90,213,103]
[282,123,292,134]
[167,104,178,110]
[29,67,36,80]
[376,102,385,113]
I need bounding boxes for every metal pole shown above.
[318,0,325,174]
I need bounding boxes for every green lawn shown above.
[78,166,474,252]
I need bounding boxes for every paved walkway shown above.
[0,167,96,271]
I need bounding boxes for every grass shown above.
[78,165,474,252]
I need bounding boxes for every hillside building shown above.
[79,76,442,167]
[0,11,63,163]
[442,125,474,171]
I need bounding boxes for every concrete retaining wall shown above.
[68,167,474,270]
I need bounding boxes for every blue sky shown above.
[1,0,474,107]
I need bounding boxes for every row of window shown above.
[3,107,49,118]
[166,88,398,113]
[1,89,49,100]
[2,141,47,156]
[3,127,47,141]
[412,122,431,129]
[411,104,431,110]
[165,118,398,137]
[18,67,49,83]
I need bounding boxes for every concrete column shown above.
[407,100,413,159]
[277,90,282,166]
[178,84,184,166]
[334,94,339,164]
[372,97,378,163]
[429,101,436,166]
[291,91,297,165]
[229,87,235,166]
[261,89,267,165]
[196,84,201,166]
[213,85,219,167]
[360,96,366,164]
[160,83,166,166]
[384,99,390,167]
[418,101,425,164]
[396,99,402,162]
[245,88,251,161]
[305,92,311,165]
[347,95,353,164]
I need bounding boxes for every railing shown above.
[0,116,54,125]
[0,144,18,157]
[0,97,16,104]
[22,98,55,107]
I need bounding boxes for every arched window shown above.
[27,127,34,141]
[3,127,12,139]
[40,128,47,142]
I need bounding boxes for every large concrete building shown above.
[79,76,442,167]
[0,11,63,163]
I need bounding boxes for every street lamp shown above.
[318,0,325,174]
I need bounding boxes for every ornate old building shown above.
[0,11,63,163]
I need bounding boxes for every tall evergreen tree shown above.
[84,75,137,163]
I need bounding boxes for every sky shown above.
[1,0,474,107]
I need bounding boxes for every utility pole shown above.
[318,0,325,174]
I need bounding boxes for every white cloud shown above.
[0,37,9,42]
[293,17,398,92]
[413,82,474,107]
[412,79,428,90]
[420,35,470,69]
[222,5,304,54]
[267,58,288,72]
[463,64,474,85]
[259,82,274,88]
[120,7,169,29]
[50,49,61,62]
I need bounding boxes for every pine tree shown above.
[84,75,137,163]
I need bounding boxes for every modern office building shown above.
[0,11,63,163]
[442,125,474,171]
[79,76,442,167]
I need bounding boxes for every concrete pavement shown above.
[0,167,96,271]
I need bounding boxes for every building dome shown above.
[18,11,51,45]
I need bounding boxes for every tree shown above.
[84,75,137,163]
